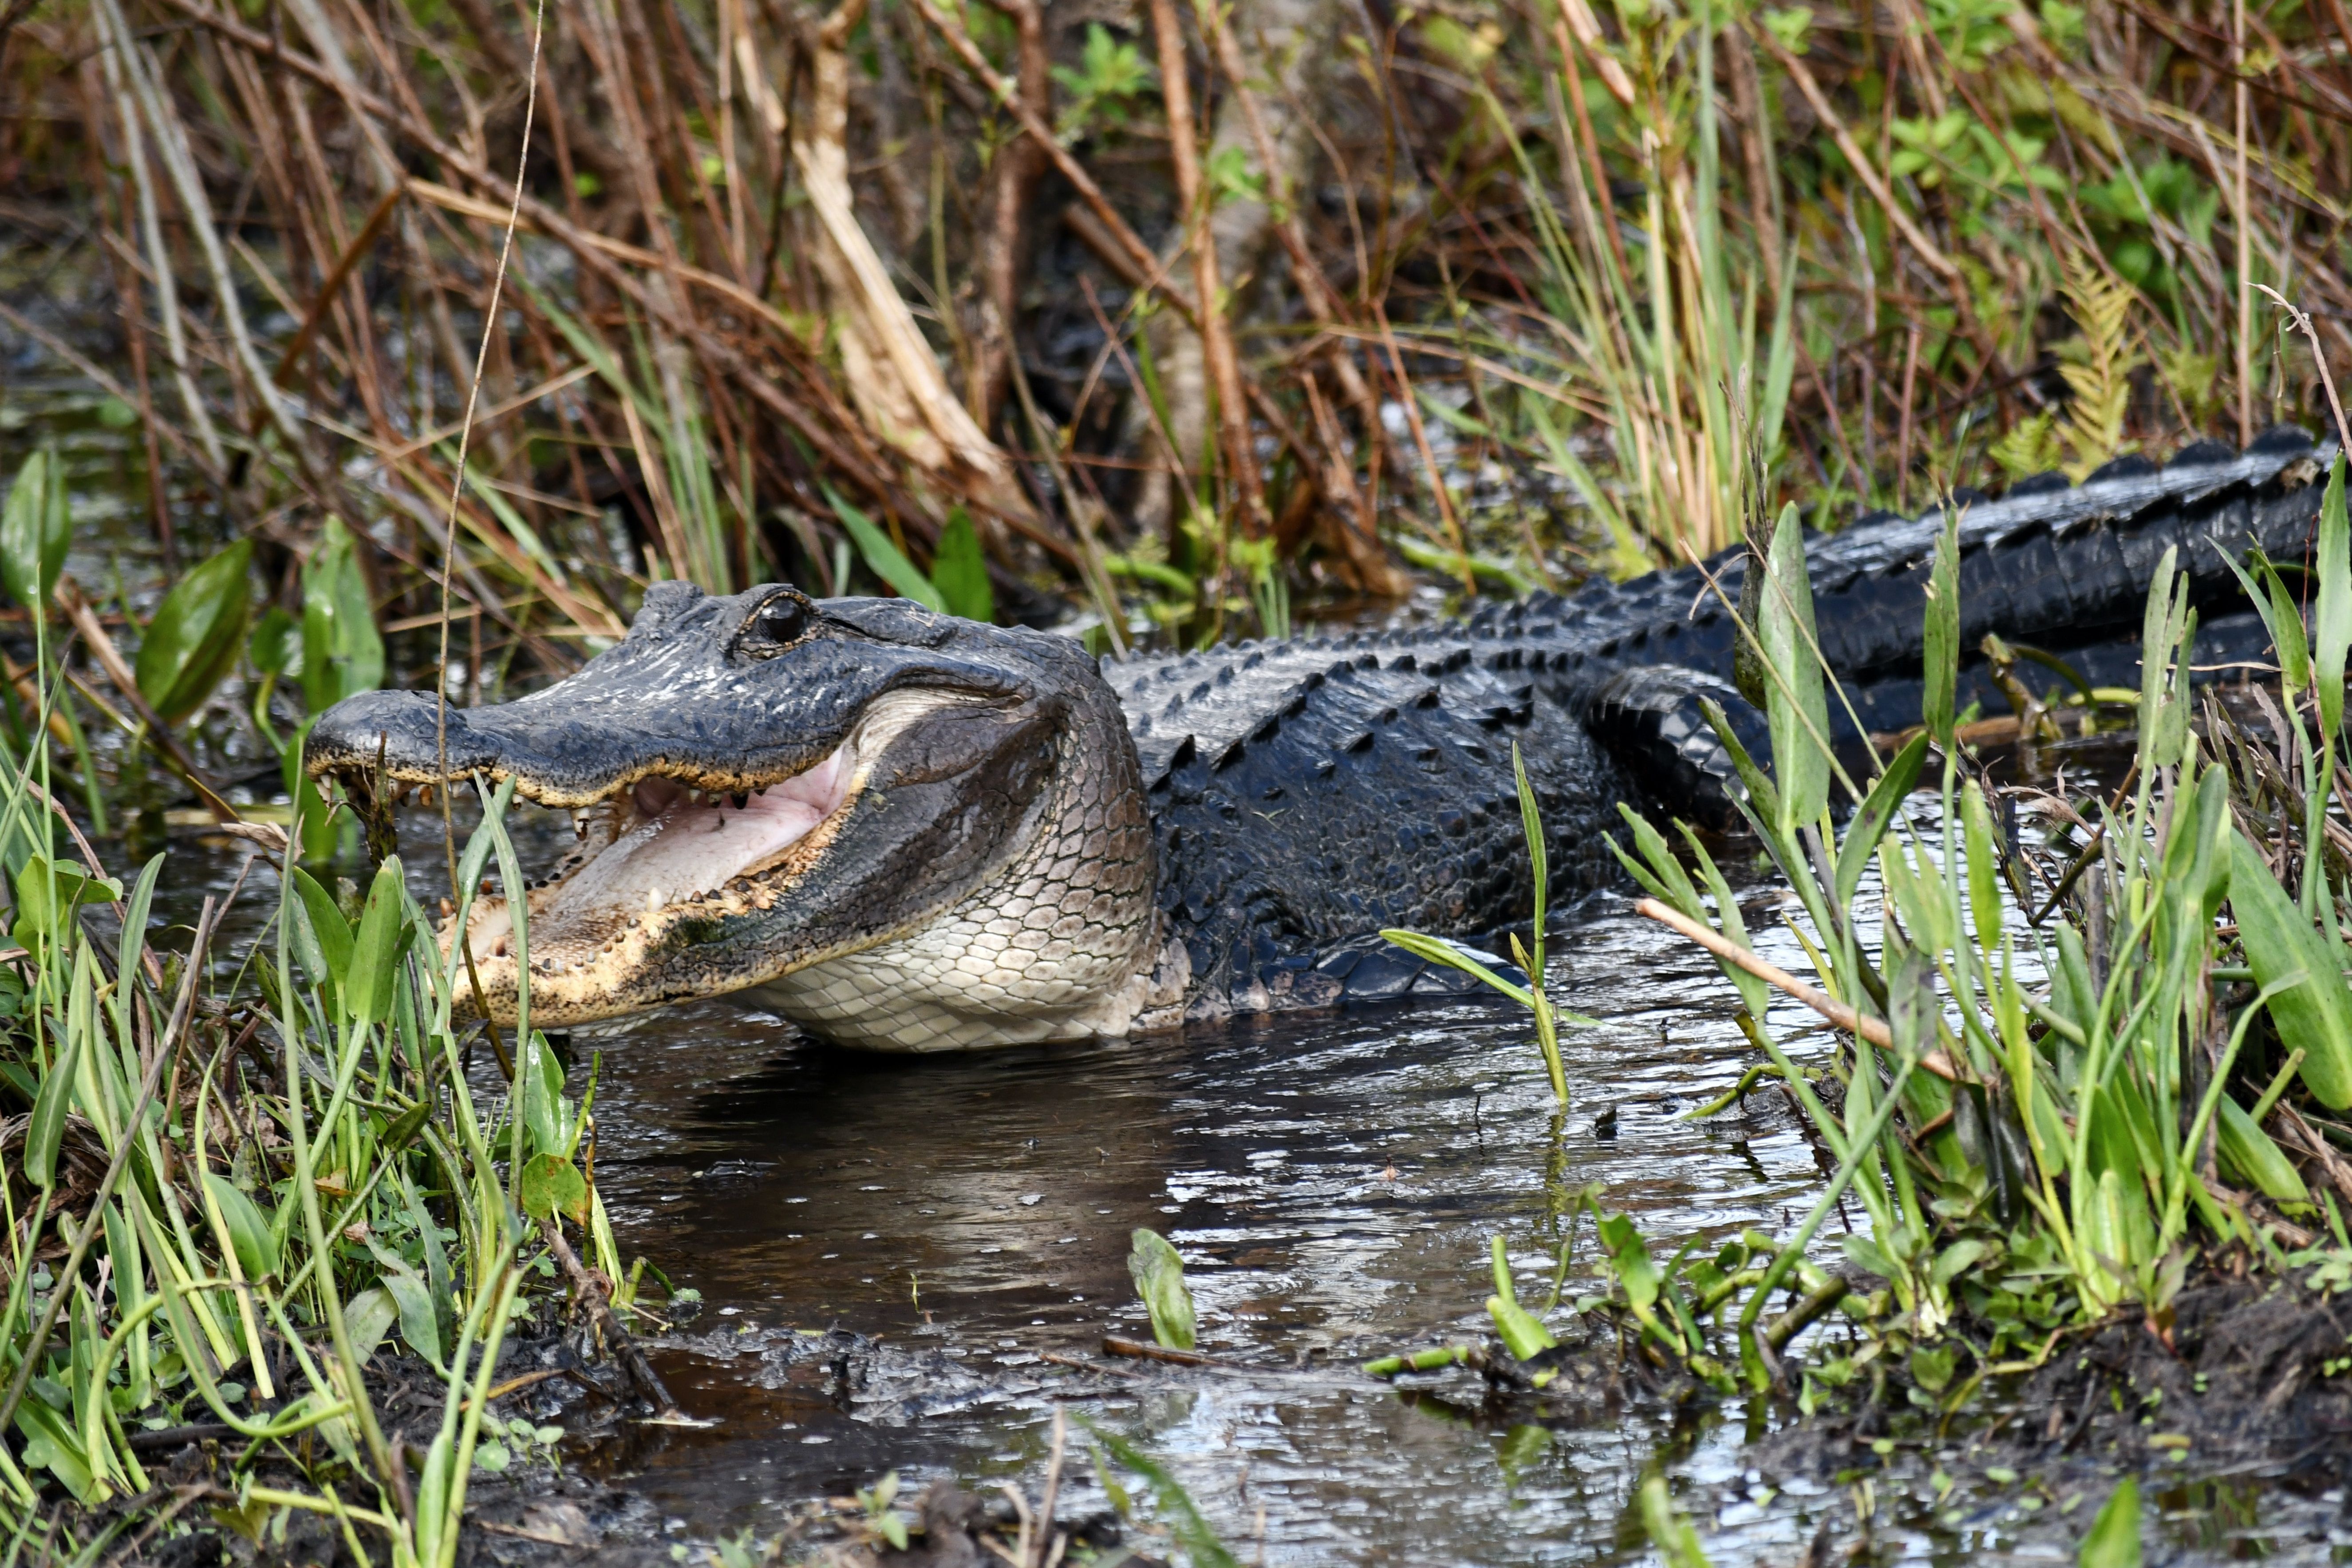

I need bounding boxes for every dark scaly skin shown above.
[307,429,2334,1045]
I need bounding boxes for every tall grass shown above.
[0,609,632,1557]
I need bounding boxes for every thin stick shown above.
[1634,897,1959,1080]
[433,0,546,932]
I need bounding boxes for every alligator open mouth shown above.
[456,740,857,1005]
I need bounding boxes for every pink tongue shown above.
[538,754,846,938]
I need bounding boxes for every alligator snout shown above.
[305,688,499,782]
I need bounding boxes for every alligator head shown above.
[305,583,1164,1047]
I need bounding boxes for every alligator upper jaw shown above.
[306,686,965,1027]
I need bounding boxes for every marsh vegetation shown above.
[12,0,2352,1556]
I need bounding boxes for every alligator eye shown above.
[745,593,813,653]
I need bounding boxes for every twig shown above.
[1100,1335,1216,1367]
[1633,897,1960,1079]
[537,1218,687,1420]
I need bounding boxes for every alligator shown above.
[306,427,2335,1051]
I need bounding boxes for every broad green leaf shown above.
[2230,830,2352,1108]
[25,1026,79,1189]
[343,1287,400,1363]
[517,1151,588,1223]
[827,488,947,612]
[1835,731,1929,910]
[931,509,994,623]
[1127,1227,1197,1350]
[2316,456,2349,742]
[368,1245,448,1368]
[517,1027,569,1160]
[343,856,414,1025]
[203,1172,280,1280]
[249,604,301,679]
[1909,1343,1957,1393]
[289,866,354,987]
[2078,1477,2141,1568]
[1922,513,1960,743]
[12,855,123,949]
[13,1396,96,1504]
[1,446,70,613]
[1595,1213,1662,1311]
[2215,1096,2309,1203]
[2227,548,2309,698]
[1759,502,1830,834]
[134,538,253,724]
[301,516,385,714]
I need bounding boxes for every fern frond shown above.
[2055,255,2143,479]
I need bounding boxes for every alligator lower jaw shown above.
[446,744,857,1024]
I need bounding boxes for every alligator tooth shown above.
[732,793,748,811]
[645,888,664,912]
[572,811,589,840]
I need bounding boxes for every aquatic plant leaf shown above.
[283,719,336,863]
[248,604,301,680]
[24,1024,79,1190]
[1963,779,2002,946]
[2226,548,2309,698]
[2229,830,2352,1108]
[931,509,994,624]
[2078,1476,2141,1568]
[203,1173,280,1280]
[517,1151,589,1224]
[1909,1343,1956,1393]
[1638,1476,1713,1568]
[134,538,252,724]
[1377,928,1534,1008]
[1922,513,1960,743]
[289,866,354,988]
[1486,1235,1559,1361]
[1081,1421,1244,1568]
[12,1396,96,1504]
[1760,502,1831,834]
[1836,731,1929,911]
[343,857,415,1026]
[11,855,122,950]
[301,516,384,714]
[0,445,70,613]
[343,1287,400,1363]
[2316,456,2349,742]
[827,488,948,612]
[1127,1227,1197,1350]
[2215,1096,2309,1203]
[1595,1213,1662,1312]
